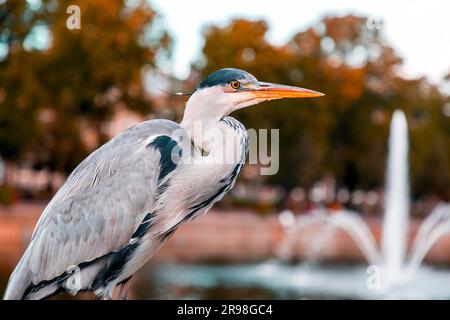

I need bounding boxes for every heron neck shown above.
[181,117,248,164]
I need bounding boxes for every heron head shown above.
[182,68,324,124]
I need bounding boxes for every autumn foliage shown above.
[0,2,449,200]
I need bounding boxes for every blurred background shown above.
[1,0,450,299]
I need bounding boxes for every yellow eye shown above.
[230,81,240,90]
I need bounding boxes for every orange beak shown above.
[247,82,324,99]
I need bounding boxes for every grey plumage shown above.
[4,117,247,299]
[3,68,322,300]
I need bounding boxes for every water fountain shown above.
[278,109,450,292]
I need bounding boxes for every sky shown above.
[150,0,450,84]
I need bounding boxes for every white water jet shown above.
[328,211,380,266]
[406,204,450,276]
[381,110,410,285]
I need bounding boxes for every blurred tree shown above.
[197,16,449,199]
[0,0,171,173]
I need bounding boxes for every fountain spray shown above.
[381,110,410,286]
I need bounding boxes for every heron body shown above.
[3,68,323,299]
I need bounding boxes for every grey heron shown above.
[3,68,323,300]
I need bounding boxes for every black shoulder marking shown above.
[146,135,182,182]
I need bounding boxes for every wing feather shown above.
[25,119,180,285]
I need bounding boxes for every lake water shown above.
[3,261,450,299]
[142,261,450,300]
